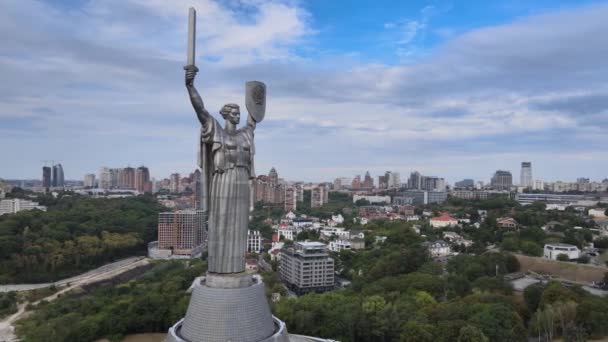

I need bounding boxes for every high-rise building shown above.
[285,186,297,212]
[109,168,121,188]
[84,174,96,188]
[51,163,64,188]
[388,172,401,189]
[311,185,328,208]
[42,166,52,189]
[268,167,278,185]
[520,162,533,188]
[378,173,388,189]
[455,179,475,188]
[279,241,334,295]
[333,178,343,190]
[351,175,361,189]
[170,173,181,193]
[363,171,374,188]
[99,167,112,190]
[135,166,152,193]
[120,167,135,189]
[533,179,544,191]
[158,209,206,256]
[491,170,513,190]
[421,176,445,191]
[296,184,304,202]
[408,171,422,189]
[251,168,285,207]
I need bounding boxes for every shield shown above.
[246,81,266,123]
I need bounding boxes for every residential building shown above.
[52,163,64,187]
[247,230,263,253]
[351,175,361,189]
[0,198,47,216]
[455,179,475,188]
[278,225,298,241]
[296,184,304,202]
[135,166,152,193]
[422,176,446,191]
[42,166,52,189]
[285,186,297,212]
[362,171,374,189]
[251,168,285,206]
[430,213,458,228]
[99,167,112,190]
[84,174,96,188]
[520,162,533,188]
[311,185,327,208]
[292,217,313,228]
[279,241,335,295]
[544,243,580,261]
[398,190,448,205]
[170,173,180,193]
[120,167,135,189]
[157,209,206,256]
[353,195,390,204]
[589,208,607,218]
[427,240,451,257]
[491,170,513,190]
[408,171,422,189]
[497,217,518,229]
[328,239,353,252]
[533,180,544,191]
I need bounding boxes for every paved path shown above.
[0,257,150,342]
[0,257,144,293]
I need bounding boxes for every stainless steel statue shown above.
[184,9,266,274]
[167,9,290,342]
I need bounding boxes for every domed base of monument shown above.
[166,273,290,342]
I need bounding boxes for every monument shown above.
[166,7,290,342]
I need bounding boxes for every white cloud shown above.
[0,1,607,182]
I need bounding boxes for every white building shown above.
[0,199,47,216]
[84,174,96,188]
[278,226,299,241]
[285,211,297,220]
[533,180,544,191]
[320,227,350,239]
[589,208,606,218]
[544,243,580,260]
[329,239,352,252]
[353,195,391,204]
[247,230,263,253]
[427,240,451,257]
[331,214,344,224]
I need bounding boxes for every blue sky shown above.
[1,0,607,184]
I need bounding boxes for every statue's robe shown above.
[199,117,255,273]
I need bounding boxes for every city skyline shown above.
[1,1,608,182]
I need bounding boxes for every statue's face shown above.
[227,107,240,125]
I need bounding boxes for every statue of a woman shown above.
[185,66,260,274]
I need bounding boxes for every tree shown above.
[557,254,570,262]
[457,325,489,342]
[523,283,544,313]
[400,321,435,342]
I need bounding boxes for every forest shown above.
[0,193,164,283]
[275,221,608,341]
[16,260,205,342]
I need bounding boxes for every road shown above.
[0,257,150,342]
[0,257,144,293]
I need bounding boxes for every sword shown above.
[185,7,197,70]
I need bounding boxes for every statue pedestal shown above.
[166,273,290,342]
